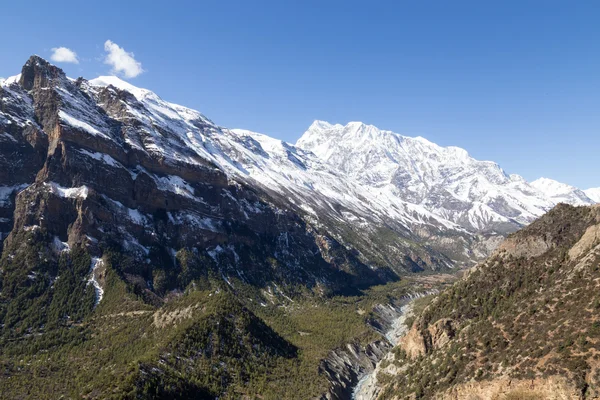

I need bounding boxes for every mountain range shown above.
[297,120,597,233]
[0,56,598,399]
[1,57,596,275]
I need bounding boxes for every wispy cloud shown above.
[50,47,79,64]
[103,40,144,78]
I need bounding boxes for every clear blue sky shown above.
[1,0,599,188]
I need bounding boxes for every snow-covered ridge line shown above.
[59,110,105,137]
[80,76,465,235]
[585,188,600,203]
[531,177,594,206]
[297,120,596,232]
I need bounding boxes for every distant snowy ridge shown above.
[531,177,594,206]
[584,188,600,203]
[297,121,596,233]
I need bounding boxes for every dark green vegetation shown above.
[0,225,452,399]
[376,204,600,399]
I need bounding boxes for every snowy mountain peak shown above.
[585,188,600,203]
[531,177,594,206]
[531,177,576,196]
[297,120,595,232]
[297,120,510,186]
[308,120,337,130]
[89,76,154,102]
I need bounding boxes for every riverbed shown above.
[351,293,428,400]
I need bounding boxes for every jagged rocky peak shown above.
[18,55,66,91]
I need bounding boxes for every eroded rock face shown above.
[398,322,428,359]
[319,341,391,400]
[569,210,600,261]
[496,203,599,260]
[399,318,455,359]
[319,295,430,400]
[495,235,552,259]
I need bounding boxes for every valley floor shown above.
[0,267,455,400]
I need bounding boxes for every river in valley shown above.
[351,292,429,400]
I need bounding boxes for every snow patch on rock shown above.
[88,257,105,305]
[46,182,89,199]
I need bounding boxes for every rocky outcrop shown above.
[495,234,553,259]
[568,206,600,261]
[496,203,599,260]
[399,318,455,359]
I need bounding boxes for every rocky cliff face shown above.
[398,317,456,360]
[319,339,392,400]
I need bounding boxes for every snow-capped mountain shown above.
[0,55,594,288]
[297,121,595,233]
[584,188,600,203]
[2,53,498,309]
[83,75,486,267]
[530,177,595,206]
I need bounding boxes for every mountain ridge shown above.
[366,203,600,399]
[297,120,596,235]
[585,187,600,203]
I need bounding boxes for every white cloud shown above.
[50,47,79,64]
[103,40,144,79]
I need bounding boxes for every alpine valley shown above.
[0,56,598,399]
